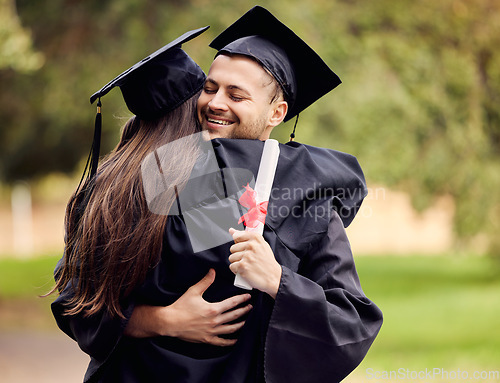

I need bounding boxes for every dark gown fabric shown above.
[52,138,383,383]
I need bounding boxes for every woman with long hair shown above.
[54,103,201,319]
[52,26,209,317]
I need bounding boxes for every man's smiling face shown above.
[197,54,287,140]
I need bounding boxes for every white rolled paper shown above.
[234,139,280,290]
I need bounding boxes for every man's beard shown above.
[226,115,268,140]
[199,105,268,140]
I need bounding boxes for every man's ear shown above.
[268,101,288,128]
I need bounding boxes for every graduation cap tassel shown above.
[289,114,299,142]
[73,99,102,218]
[90,99,102,179]
[75,99,102,195]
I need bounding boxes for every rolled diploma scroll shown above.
[234,139,280,290]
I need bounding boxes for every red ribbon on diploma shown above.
[238,184,268,228]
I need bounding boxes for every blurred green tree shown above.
[0,0,44,72]
[1,0,499,255]
[267,0,500,255]
[0,0,209,182]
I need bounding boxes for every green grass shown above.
[1,254,499,376]
[0,255,61,331]
[0,255,59,298]
[351,255,500,379]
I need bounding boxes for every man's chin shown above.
[202,125,232,140]
[208,132,221,140]
[203,129,226,140]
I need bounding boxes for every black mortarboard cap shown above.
[209,6,341,123]
[81,26,209,189]
[90,26,209,119]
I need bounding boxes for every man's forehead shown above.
[207,54,273,89]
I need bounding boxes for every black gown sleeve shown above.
[51,257,135,365]
[264,211,383,383]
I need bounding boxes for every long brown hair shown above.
[52,92,201,318]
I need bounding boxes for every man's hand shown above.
[124,269,252,347]
[228,228,282,298]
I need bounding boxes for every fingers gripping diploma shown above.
[229,228,282,299]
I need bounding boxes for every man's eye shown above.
[204,88,216,94]
[230,95,244,102]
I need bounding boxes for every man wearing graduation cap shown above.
[194,5,346,300]
[52,6,382,383]
[198,6,341,142]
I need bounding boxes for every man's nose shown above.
[208,91,228,111]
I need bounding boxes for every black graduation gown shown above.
[51,138,383,383]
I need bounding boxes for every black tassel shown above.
[90,99,102,179]
[76,99,102,195]
[289,114,299,142]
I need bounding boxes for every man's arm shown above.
[265,211,383,383]
[124,269,252,347]
[52,268,253,364]
[226,211,383,383]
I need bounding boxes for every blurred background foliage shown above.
[1,0,499,255]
